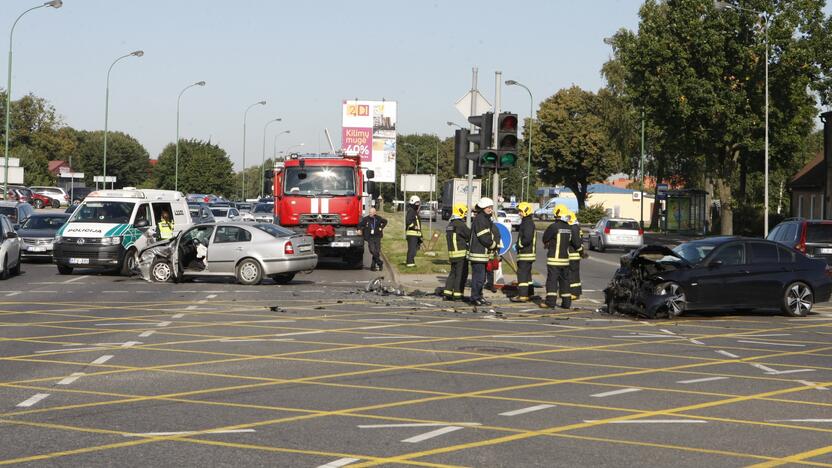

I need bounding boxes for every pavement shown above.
[2,245,832,466]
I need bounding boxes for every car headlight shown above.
[102,236,121,246]
[54,235,62,243]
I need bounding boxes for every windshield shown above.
[70,201,134,224]
[21,216,67,230]
[806,224,832,243]
[284,166,356,196]
[253,203,273,213]
[672,242,716,264]
[211,208,229,217]
[0,207,17,223]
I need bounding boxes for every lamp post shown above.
[505,79,534,203]
[446,121,464,129]
[714,0,770,236]
[273,130,290,159]
[4,0,63,197]
[241,100,266,200]
[175,80,205,192]
[283,143,305,155]
[260,118,282,199]
[103,50,143,188]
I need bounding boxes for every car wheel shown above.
[236,258,263,285]
[659,282,686,317]
[272,272,295,285]
[120,248,137,276]
[33,199,44,209]
[597,239,606,253]
[0,256,8,280]
[150,258,173,283]
[51,199,60,208]
[782,281,813,317]
[57,264,73,275]
[10,253,20,276]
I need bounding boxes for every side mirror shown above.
[366,181,379,198]
[7,231,17,238]
[366,170,375,180]
[135,219,150,229]
[708,260,723,268]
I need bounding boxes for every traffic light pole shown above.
[492,71,501,204]
[466,67,478,226]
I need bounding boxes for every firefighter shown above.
[404,195,422,267]
[511,202,536,302]
[566,211,584,300]
[468,197,497,306]
[443,203,471,301]
[541,213,578,309]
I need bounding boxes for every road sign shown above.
[93,176,117,183]
[454,90,491,119]
[496,221,513,256]
[400,174,435,192]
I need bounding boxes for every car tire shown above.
[120,248,137,276]
[597,239,606,253]
[588,237,595,251]
[782,281,813,317]
[272,272,295,285]
[658,282,686,317]
[33,199,44,209]
[51,199,60,208]
[10,253,20,276]
[150,258,173,283]
[236,258,263,285]
[57,264,73,275]
[0,256,8,280]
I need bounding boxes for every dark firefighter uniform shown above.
[405,204,422,267]
[468,209,497,304]
[541,217,580,308]
[514,215,537,301]
[568,219,583,299]
[443,215,471,300]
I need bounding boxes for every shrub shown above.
[577,203,606,225]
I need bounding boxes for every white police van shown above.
[53,189,192,275]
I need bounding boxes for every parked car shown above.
[0,214,21,279]
[186,194,219,204]
[235,202,253,213]
[9,186,33,204]
[767,218,832,264]
[499,207,522,229]
[604,238,832,318]
[30,186,69,206]
[251,203,275,223]
[588,217,643,252]
[0,201,35,228]
[18,213,69,260]
[30,192,60,209]
[137,222,317,285]
[210,206,240,222]
[188,202,215,224]
[418,205,437,221]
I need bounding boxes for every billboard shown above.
[342,100,397,183]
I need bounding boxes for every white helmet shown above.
[476,197,494,209]
[409,195,421,204]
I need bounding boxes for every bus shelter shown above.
[663,189,707,235]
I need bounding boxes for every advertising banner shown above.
[342,100,397,183]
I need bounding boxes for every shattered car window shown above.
[672,243,715,265]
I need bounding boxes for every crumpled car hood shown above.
[135,239,175,282]
[603,244,689,318]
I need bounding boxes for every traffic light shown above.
[454,129,469,177]
[467,112,495,169]
[496,112,518,168]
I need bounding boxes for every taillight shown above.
[797,224,808,253]
[64,195,68,200]
[284,241,294,255]
[604,227,610,234]
[638,228,644,236]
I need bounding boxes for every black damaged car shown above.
[604,237,832,318]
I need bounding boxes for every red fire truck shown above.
[273,153,371,267]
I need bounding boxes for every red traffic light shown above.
[499,114,518,131]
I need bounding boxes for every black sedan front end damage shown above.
[603,245,689,319]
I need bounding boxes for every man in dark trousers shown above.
[443,203,470,301]
[404,195,422,268]
[541,214,579,309]
[468,197,497,306]
[358,207,388,271]
[511,202,536,302]
[566,211,584,300]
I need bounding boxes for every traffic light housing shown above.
[454,129,469,176]
[496,112,518,168]
[467,112,496,169]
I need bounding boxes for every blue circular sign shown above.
[495,222,513,256]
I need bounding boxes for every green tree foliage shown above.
[607,0,828,234]
[389,134,453,202]
[14,147,54,186]
[155,139,235,196]
[532,86,618,209]
[75,130,150,188]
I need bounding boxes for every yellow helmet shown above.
[452,203,468,218]
[565,211,577,224]
[517,202,533,217]
[553,204,568,217]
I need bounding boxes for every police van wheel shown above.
[120,248,137,276]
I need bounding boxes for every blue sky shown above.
[3,0,647,169]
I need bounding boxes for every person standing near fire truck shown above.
[405,195,422,267]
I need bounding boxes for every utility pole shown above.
[466,67,478,226]
[492,71,501,204]
[640,111,645,229]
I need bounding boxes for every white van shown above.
[53,189,192,275]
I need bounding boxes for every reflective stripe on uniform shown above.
[547,260,569,266]
[570,282,581,288]
[448,250,467,259]
[517,254,536,261]
[468,253,490,262]
[476,228,491,236]
[406,230,422,236]
[569,252,581,260]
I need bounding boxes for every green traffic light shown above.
[482,151,497,163]
[500,153,517,166]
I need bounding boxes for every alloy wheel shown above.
[661,282,686,317]
[785,283,813,317]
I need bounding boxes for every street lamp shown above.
[175,80,206,192]
[4,0,63,197]
[714,0,770,235]
[103,49,143,188]
[446,121,464,129]
[506,79,534,202]
[241,100,266,200]
[261,118,282,199]
[273,130,290,159]
[403,142,419,174]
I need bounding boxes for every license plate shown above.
[27,246,46,252]
[69,258,90,264]
[820,248,832,254]
[299,245,312,252]
[330,241,350,248]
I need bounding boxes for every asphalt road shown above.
[2,253,832,467]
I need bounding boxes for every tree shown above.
[155,139,235,195]
[75,130,150,188]
[389,134,453,203]
[532,86,619,209]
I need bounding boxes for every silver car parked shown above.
[588,217,644,252]
[137,222,317,285]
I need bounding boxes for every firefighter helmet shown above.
[476,197,495,209]
[517,202,533,217]
[409,195,421,205]
[452,203,468,218]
